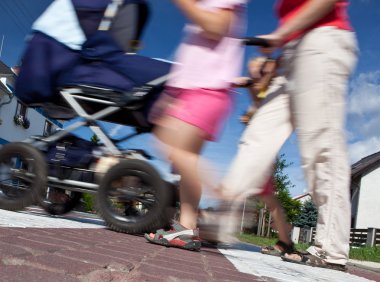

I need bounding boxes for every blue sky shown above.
[0,0,379,201]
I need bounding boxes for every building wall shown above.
[0,96,59,143]
[355,167,380,228]
[351,186,360,228]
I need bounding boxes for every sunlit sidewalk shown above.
[0,208,379,282]
[219,242,379,282]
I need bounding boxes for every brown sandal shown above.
[261,240,295,257]
[281,252,347,272]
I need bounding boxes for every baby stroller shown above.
[0,0,177,234]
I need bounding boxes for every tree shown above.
[273,154,302,224]
[294,200,318,228]
[91,134,100,144]
[251,154,302,236]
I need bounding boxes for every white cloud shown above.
[348,136,380,164]
[348,70,380,116]
[346,70,380,163]
[358,115,380,138]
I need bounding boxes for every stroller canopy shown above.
[32,0,149,51]
[15,0,171,105]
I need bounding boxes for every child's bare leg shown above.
[154,116,206,230]
[260,194,292,245]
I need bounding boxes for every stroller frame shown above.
[32,78,165,194]
[1,79,178,233]
[0,0,176,233]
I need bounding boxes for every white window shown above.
[15,102,28,117]
[43,120,53,136]
[14,102,30,129]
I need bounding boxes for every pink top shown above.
[166,0,247,90]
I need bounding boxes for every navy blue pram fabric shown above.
[16,32,80,104]
[15,0,170,107]
[46,133,97,169]
[60,31,171,91]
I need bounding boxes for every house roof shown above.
[0,81,11,95]
[351,151,380,180]
[0,61,14,76]
[0,61,16,96]
[292,193,310,201]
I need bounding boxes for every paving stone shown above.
[17,228,63,237]
[151,252,205,266]
[0,241,33,258]
[211,269,265,282]
[1,209,378,282]
[125,273,167,281]
[80,269,130,282]
[136,263,211,281]
[347,265,380,282]
[28,254,100,275]
[144,257,206,274]
[0,265,80,282]
[56,249,136,268]
[49,234,99,248]
[102,240,159,253]
[18,234,84,250]
[0,236,62,253]
[0,228,25,238]
[84,245,146,264]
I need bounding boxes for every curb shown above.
[241,241,380,275]
[348,261,380,273]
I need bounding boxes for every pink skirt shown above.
[258,177,275,196]
[161,87,233,141]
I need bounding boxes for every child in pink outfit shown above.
[145,0,247,251]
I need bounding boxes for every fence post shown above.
[240,198,246,235]
[257,208,263,236]
[261,210,266,237]
[306,227,313,243]
[366,228,376,247]
[291,227,300,244]
[266,212,272,237]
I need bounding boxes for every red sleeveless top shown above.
[275,0,352,42]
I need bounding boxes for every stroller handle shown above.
[242,37,271,47]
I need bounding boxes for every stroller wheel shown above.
[96,159,175,234]
[41,188,82,215]
[0,142,47,211]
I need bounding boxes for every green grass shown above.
[237,233,308,251]
[82,193,95,212]
[349,246,380,263]
[237,233,380,263]
[238,233,278,247]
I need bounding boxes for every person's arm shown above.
[261,0,340,46]
[172,0,234,40]
[240,105,257,125]
[232,77,253,88]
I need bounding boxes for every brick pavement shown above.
[0,208,379,282]
[0,227,266,282]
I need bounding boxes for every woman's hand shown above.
[233,77,253,88]
[258,33,284,49]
